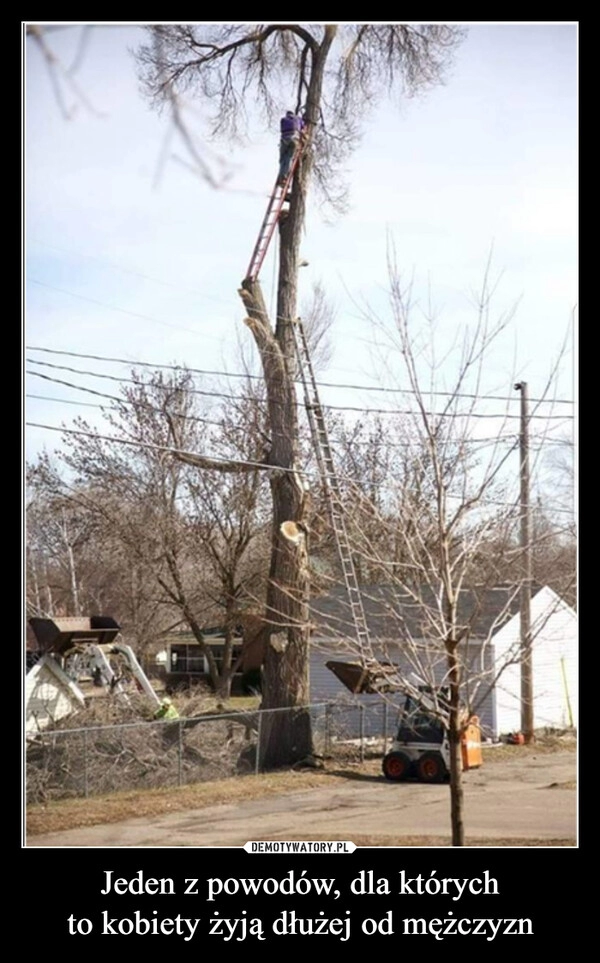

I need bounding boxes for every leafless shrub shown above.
[25,698,391,803]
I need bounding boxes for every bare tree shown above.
[136,23,466,767]
[26,474,99,617]
[316,257,573,845]
[28,369,270,697]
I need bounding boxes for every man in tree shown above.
[277,109,306,184]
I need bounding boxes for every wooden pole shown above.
[515,381,534,743]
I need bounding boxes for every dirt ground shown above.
[26,740,577,847]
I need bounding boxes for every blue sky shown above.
[24,22,577,494]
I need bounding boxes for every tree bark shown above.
[236,30,338,767]
[447,645,465,846]
[239,278,312,765]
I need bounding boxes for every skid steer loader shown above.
[326,660,482,783]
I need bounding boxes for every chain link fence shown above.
[26,699,400,804]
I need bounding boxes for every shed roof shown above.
[309,583,536,642]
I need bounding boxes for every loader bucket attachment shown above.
[325,660,403,694]
[28,616,121,655]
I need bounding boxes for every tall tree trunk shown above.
[239,278,312,766]
[237,30,338,768]
[447,645,465,846]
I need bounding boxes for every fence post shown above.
[177,720,183,787]
[383,701,388,754]
[255,711,262,776]
[359,703,365,764]
[84,729,89,798]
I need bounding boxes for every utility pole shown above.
[514,381,533,743]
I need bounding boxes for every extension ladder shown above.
[291,318,372,652]
[245,143,303,283]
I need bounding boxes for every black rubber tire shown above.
[415,751,447,783]
[382,750,412,781]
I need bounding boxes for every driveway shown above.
[27,748,577,847]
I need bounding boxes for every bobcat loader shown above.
[326,660,483,783]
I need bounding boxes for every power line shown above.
[27,394,99,410]
[26,389,567,452]
[25,387,230,431]
[26,251,578,409]
[27,345,264,385]
[26,421,279,473]
[33,391,563,452]
[26,361,243,403]
[26,358,574,422]
[25,344,575,406]
[26,420,575,516]
[27,259,365,379]
[27,240,338,331]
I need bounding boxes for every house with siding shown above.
[160,616,265,691]
[308,583,577,741]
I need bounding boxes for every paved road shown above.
[27,750,577,847]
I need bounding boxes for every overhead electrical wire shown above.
[31,389,557,452]
[26,358,574,422]
[26,253,574,522]
[25,344,575,406]
[26,241,576,398]
[25,420,575,517]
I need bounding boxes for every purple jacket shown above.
[280,112,305,139]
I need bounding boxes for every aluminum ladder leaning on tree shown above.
[289,317,374,660]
